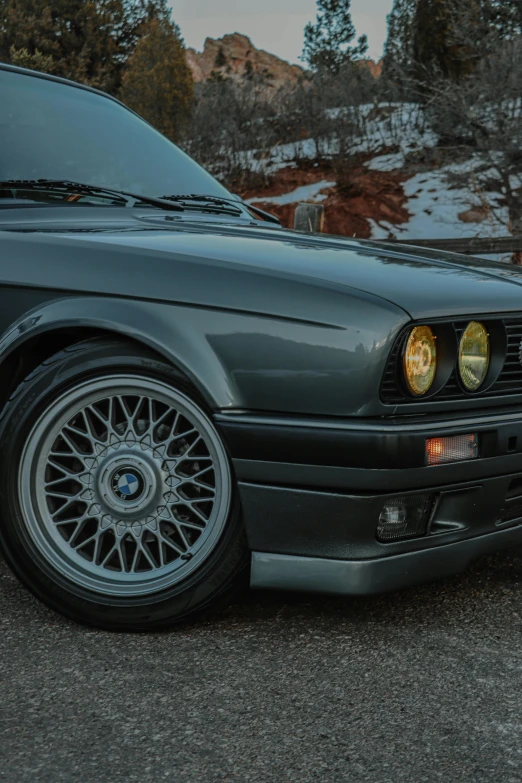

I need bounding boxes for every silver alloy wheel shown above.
[18,376,232,596]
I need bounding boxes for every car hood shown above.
[3,210,522,320]
[68,219,522,319]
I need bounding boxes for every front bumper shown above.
[250,525,521,595]
[216,408,522,594]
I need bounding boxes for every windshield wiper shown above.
[0,181,281,224]
[0,180,184,212]
[159,193,280,224]
[158,193,245,217]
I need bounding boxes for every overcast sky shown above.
[169,0,394,63]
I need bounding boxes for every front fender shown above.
[0,292,409,416]
[0,296,238,409]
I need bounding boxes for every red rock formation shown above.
[186,33,305,89]
[187,33,383,87]
[359,58,383,79]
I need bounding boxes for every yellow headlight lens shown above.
[459,321,490,391]
[404,325,437,396]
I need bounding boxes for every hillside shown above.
[241,104,514,260]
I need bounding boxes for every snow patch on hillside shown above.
[247,104,437,176]
[353,103,438,156]
[370,163,509,246]
[245,102,515,259]
[248,180,335,206]
[367,151,405,171]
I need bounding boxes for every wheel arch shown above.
[0,296,239,413]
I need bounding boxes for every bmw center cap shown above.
[112,469,144,502]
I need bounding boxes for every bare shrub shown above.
[425,37,522,233]
[379,1,522,240]
[182,63,378,192]
[280,65,377,162]
[181,75,281,190]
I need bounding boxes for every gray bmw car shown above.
[2,62,522,630]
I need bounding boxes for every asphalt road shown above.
[1,550,522,783]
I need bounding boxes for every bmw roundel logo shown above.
[111,469,144,502]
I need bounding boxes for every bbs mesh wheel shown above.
[0,338,247,630]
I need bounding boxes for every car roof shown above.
[0,61,126,109]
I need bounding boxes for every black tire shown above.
[0,338,248,631]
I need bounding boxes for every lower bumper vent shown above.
[497,476,522,527]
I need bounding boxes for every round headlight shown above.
[459,321,490,391]
[403,325,437,396]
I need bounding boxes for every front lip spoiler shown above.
[250,525,522,595]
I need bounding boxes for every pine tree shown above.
[0,0,174,93]
[214,46,227,68]
[412,0,468,80]
[382,0,417,80]
[8,44,55,73]
[119,17,193,143]
[485,0,522,39]
[383,0,501,86]
[302,0,368,75]
[411,0,522,83]
[244,59,254,81]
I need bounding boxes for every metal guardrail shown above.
[293,202,522,259]
[390,236,522,256]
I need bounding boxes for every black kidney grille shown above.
[382,317,522,404]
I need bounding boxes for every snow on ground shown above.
[247,180,335,206]
[370,167,509,242]
[245,104,437,177]
[244,103,515,259]
[246,139,318,175]
[359,130,512,251]
[366,151,406,171]
[352,103,438,157]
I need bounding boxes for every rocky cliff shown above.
[360,58,383,79]
[186,34,305,88]
[186,33,383,88]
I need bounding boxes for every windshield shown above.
[0,67,231,201]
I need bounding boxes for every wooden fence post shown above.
[294,203,325,233]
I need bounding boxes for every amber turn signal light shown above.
[426,434,478,466]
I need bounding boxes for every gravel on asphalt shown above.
[1,549,522,783]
